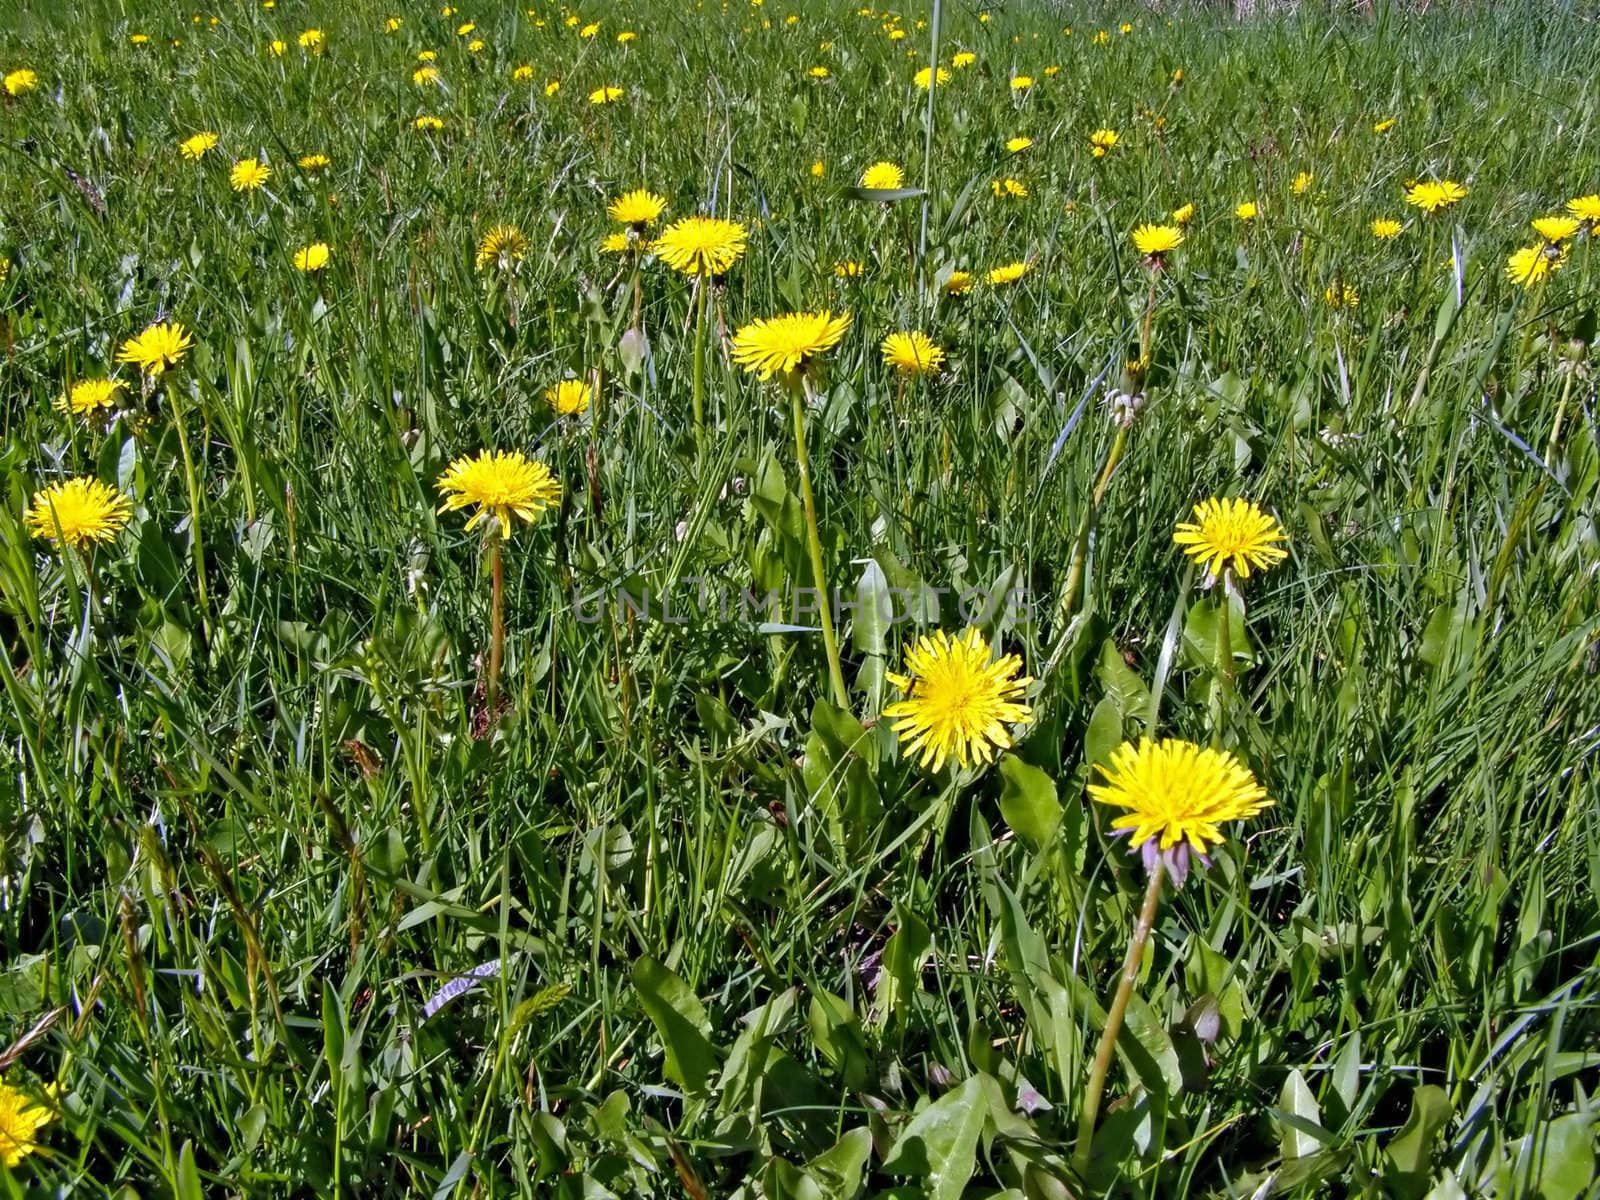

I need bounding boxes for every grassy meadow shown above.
[1,0,1599,1194]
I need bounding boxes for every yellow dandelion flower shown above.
[943,269,975,295]
[809,65,831,78]
[1532,215,1579,244]
[0,1078,57,1166]
[269,39,287,56]
[298,153,330,170]
[1173,497,1288,580]
[1172,203,1195,225]
[1324,283,1359,309]
[589,86,623,104]
[457,21,476,35]
[992,178,1028,199]
[24,478,133,549]
[3,69,39,97]
[579,21,600,37]
[230,157,270,191]
[884,627,1033,772]
[297,28,324,51]
[1235,200,1259,221]
[1505,244,1566,288]
[545,379,592,415]
[513,64,534,81]
[1372,117,1396,133]
[1404,179,1467,214]
[834,260,864,278]
[130,33,150,44]
[608,188,667,227]
[418,50,438,62]
[618,31,637,43]
[476,224,528,272]
[414,115,445,130]
[952,51,976,67]
[1293,171,1314,195]
[1132,223,1183,256]
[859,160,904,189]
[1006,136,1033,153]
[731,310,851,380]
[653,215,748,277]
[811,160,825,177]
[180,131,219,160]
[413,65,443,86]
[914,65,950,88]
[986,260,1031,286]
[1089,128,1119,157]
[55,378,125,418]
[544,80,560,96]
[436,450,561,534]
[599,232,635,254]
[880,330,945,376]
[1371,217,1402,239]
[1088,738,1271,885]
[293,242,330,272]
[1010,74,1033,90]
[385,17,403,32]
[1565,194,1600,225]
[116,321,193,376]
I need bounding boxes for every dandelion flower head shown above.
[731,310,851,380]
[859,161,905,190]
[608,189,667,227]
[653,215,748,277]
[116,321,193,376]
[24,478,134,549]
[1088,738,1271,886]
[1173,497,1288,580]
[436,450,561,534]
[880,330,945,376]
[884,627,1033,772]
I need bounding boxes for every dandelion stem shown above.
[1212,574,1234,746]
[1091,425,1129,508]
[1137,272,1159,368]
[167,383,211,642]
[487,529,505,720]
[1073,860,1166,1181]
[793,378,850,709]
[691,275,709,442]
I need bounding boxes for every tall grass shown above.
[0,0,1596,1194]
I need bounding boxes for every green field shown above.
[1,0,1598,1194]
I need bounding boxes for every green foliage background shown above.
[0,0,1597,1194]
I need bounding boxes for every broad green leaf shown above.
[807,990,870,1088]
[1383,1084,1452,1199]
[872,904,933,1029]
[997,754,1061,853]
[852,558,892,714]
[806,1127,873,1198]
[632,956,720,1096]
[717,987,798,1116]
[1519,1112,1596,1200]
[1276,1069,1326,1160]
[1330,1031,1362,1123]
[1119,993,1181,1095]
[881,1074,987,1200]
[175,1142,203,1200]
[1083,697,1122,769]
[1095,639,1149,716]
[842,185,927,203]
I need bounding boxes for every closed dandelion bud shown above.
[1106,388,1145,429]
